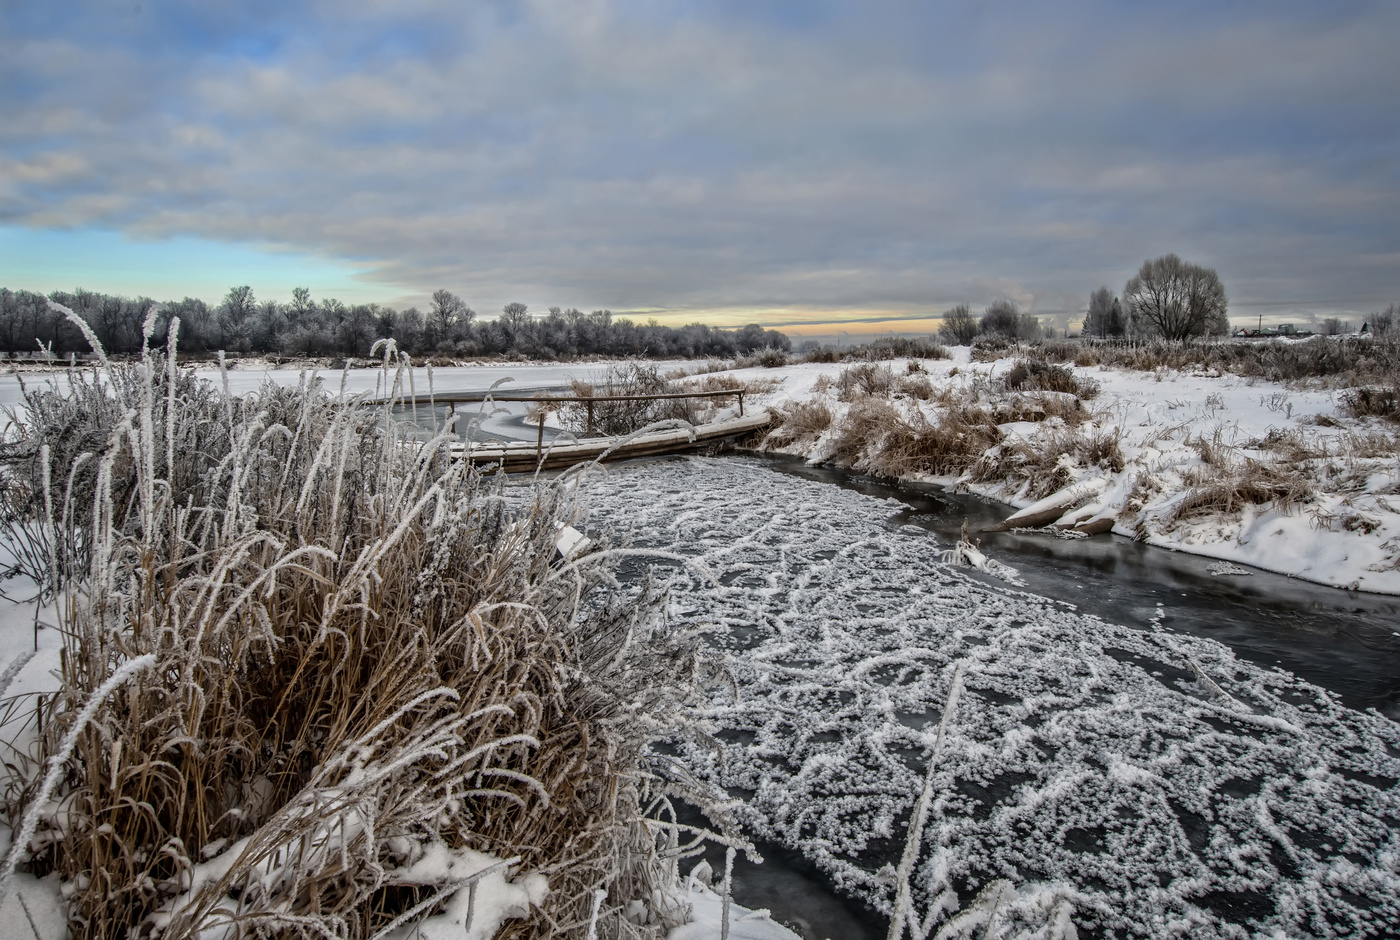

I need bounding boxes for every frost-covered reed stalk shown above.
[0,329,727,938]
[888,662,966,940]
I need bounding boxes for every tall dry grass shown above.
[763,400,833,449]
[1034,337,1400,386]
[821,398,1005,478]
[1002,359,1099,400]
[966,426,1124,501]
[0,325,728,938]
[1167,460,1315,527]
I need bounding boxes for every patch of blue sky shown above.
[0,226,386,305]
[7,0,287,58]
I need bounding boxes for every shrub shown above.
[734,347,789,368]
[836,363,896,400]
[970,335,1014,362]
[1003,359,1099,399]
[561,362,695,436]
[1341,386,1400,422]
[1057,337,1400,386]
[798,337,949,363]
[939,305,979,346]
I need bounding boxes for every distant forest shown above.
[0,286,792,360]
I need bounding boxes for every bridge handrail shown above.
[368,388,744,406]
[372,386,749,442]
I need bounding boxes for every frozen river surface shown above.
[580,456,1400,939]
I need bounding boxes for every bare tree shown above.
[429,289,464,344]
[1123,255,1228,341]
[939,304,979,345]
[500,301,531,331]
[1320,317,1349,336]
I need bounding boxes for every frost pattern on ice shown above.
[1208,562,1253,577]
[583,456,1400,939]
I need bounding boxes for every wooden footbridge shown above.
[381,387,773,473]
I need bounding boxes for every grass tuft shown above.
[1003,359,1099,399]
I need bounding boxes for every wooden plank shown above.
[453,410,773,473]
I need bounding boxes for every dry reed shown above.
[1168,460,1314,526]
[823,399,1004,478]
[763,400,833,449]
[0,333,729,938]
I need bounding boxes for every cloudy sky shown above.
[2,0,1397,334]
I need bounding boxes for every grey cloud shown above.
[2,0,1397,322]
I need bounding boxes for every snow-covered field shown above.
[583,456,1400,939]
[0,360,708,445]
[732,348,1400,595]
[3,350,1397,937]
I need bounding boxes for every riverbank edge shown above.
[729,355,1400,597]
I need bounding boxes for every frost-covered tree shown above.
[220,285,256,353]
[980,300,1020,338]
[981,301,1041,341]
[287,286,315,321]
[0,283,792,361]
[1123,255,1228,341]
[428,289,467,346]
[1083,287,1125,338]
[939,304,979,345]
[1367,304,1396,338]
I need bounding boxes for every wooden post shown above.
[738,391,744,417]
[586,401,594,437]
[536,411,545,463]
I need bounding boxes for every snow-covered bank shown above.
[733,348,1400,594]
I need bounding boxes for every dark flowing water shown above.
[762,455,1400,719]
[588,455,1400,939]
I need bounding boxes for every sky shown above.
[2,0,1398,335]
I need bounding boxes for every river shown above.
[573,454,1400,940]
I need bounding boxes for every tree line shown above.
[937,254,1233,346]
[0,286,791,360]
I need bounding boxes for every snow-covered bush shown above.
[0,323,727,938]
[1342,385,1400,423]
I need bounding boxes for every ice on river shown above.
[580,456,1400,939]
